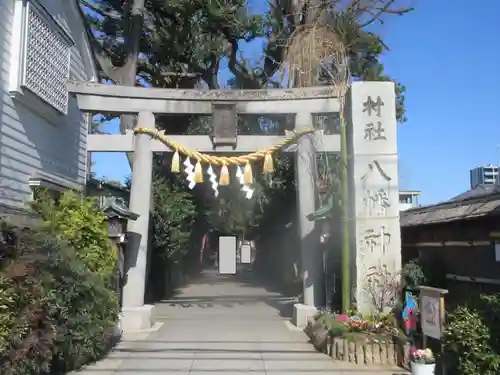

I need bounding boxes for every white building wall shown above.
[399,202,415,211]
[399,191,420,211]
[0,0,94,208]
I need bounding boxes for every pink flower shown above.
[336,314,349,322]
[416,349,425,357]
[410,348,426,360]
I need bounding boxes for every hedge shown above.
[0,226,119,375]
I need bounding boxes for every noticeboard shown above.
[218,236,236,275]
[419,286,448,340]
[240,243,251,264]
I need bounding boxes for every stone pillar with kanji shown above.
[347,82,402,313]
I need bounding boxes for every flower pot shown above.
[411,362,435,375]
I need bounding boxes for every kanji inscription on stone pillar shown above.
[348,82,401,314]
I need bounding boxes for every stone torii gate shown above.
[69,81,401,332]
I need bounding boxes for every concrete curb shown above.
[283,319,305,332]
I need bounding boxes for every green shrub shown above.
[0,227,119,375]
[328,320,349,337]
[313,313,348,337]
[402,258,426,287]
[472,294,500,349]
[30,191,116,279]
[444,294,500,375]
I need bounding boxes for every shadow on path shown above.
[155,266,299,319]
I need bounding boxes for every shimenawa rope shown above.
[133,127,314,185]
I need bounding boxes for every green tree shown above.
[151,175,196,262]
[125,161,200,266]
[80,0,410,122]
[205,183,261,238]
[144,166,200,301]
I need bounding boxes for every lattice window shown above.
[21,1,72,114]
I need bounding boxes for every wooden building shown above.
[1,0,97,211]
[401,184,500,306]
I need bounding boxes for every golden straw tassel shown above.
[263,152,274,173]
[244,161,253,184]
[219,164,230,185]
[194,159,204,183]
[171,149,180,173]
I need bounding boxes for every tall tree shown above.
[80,1,411,121]
[80,0,145,168]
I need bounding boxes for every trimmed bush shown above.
[0,227,119,375]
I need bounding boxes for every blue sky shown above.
[92,0,500,205]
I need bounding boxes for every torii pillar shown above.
[121,111,155,331]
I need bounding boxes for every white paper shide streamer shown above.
[207,165,219,197]
[235,166,254,199]
[183,157,196,189]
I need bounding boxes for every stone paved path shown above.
[78,267,409,375]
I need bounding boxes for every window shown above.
[400,195,412,204]
[9,0,74,116]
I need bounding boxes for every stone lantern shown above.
[102,197,138,242]
[307,190,336,309]
[100,197,139,308]
[307,191,334,243]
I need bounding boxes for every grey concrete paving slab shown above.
[118,358,194,371]
[191,358,265,371]
[77,268,408,375]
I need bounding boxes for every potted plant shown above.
[410,348,436,375]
